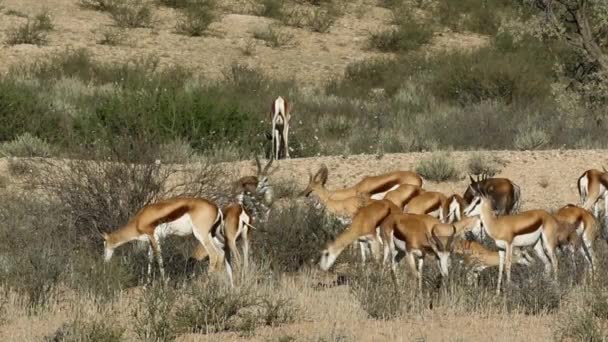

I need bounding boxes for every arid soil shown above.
[0,0,487,86]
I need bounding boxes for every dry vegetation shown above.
[1,0,608,340]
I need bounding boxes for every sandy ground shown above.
[0,0,487,86]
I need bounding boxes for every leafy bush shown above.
[97,27,127,45]
[133,284,178,341]
[175,0,217,37]
[415,154,460,182]
[369,15,433,52]
[253,24,294,48]
[0,133,54,157]
[253,203,342,272]
[466,153,500,176]
[174,278,258,334]
[5,19,49,45]
[109,0,153,28]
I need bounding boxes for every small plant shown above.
[253,24,293,48]
[174,277,257,334]
[415,154,459,182]
[109,0,153,28]
[5,19,49,46]
[538,177,549,188]
[259,294,298,326]
[44,319,125,342]
[306,4,337,33]
[350,265,403,319]
[241,39,256,56]
[133,284,178,341]
[514,126,549,151]
[466,153,499,176]
[97,27,127,45]
[369,15,433,52]
[34,10,54,31]
[175,0,217,37]
[0,133,53,158]
[79,0,116,11]
[256,0,285,19]
[157,0,189,8]
[5,9,28,17]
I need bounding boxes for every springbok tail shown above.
[578,172,589,205]
[274,96,286,117]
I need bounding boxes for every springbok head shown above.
[299,165,329,198]
[427,225,457,277]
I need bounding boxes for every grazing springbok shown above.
[318,200,401,271]
[463,187,559,294]
[383,184,424,211]
[270,96,291,160]
[101,197,233,286]
[552,204,599,275]
[380,213,456,290]
[462,174,521,215]
[577,168,608,219]
[300,165,424,201]
[192,203,256,274]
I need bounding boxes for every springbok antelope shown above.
[380,213,456,289]
[553,204,599,275]
[270,96,291,160]
[319,199,400,271]
[463,188,559,294]
[404,191,448,221]
[463,174,521,215]
[192,203,255,273]
[453,239,531,285]
[383,184,424,211]
[301,165,424,201]
[445,194,468,223]
[577,168,608,219]
[101,197,233,286]
[235,155,278,221]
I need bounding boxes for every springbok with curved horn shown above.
[380,213,456,289]
[270,96,291,160]
[577,168,608,219]
[301,165,424,201]
[234,155,278,221]
[463,187,559,294]
[102,197,233,286]
[192,203,256,274]
[463,174,521,215]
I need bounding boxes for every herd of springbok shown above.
[100,97,607,294]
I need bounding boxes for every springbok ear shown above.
[316,165,329,186]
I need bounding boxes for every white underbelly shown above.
[394,237,406,252]
[155,213,194,238]
[508,228,543,248]
[371,184,400,200]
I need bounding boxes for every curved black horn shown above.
[263,154,275,174]
[255,155,262,175]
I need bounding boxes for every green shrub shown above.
[253,24,294,48]
[45,319,125,342]
[133,284,178,341]
[5,19,49,45]
[97,27,127,45]
[253,203,342,272]
[369,16,433,52]
[79,0,116,11]
[109,0,153,28]
[350,265,403,319]
[514,125,549,151]
[433,0,519,35]
[466,153,500,176]
[306,4,338,33]
[258,293,298,326]
[174,278,257,334]
[256,0,285,19]
[415,154,460,182]
[175,0,217,37]
[0,133,53,157]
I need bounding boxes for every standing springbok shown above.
[300,165,424,201]
[270,96,291,160]
[463,188,559,294]
[380,213,456,290]
[462,174,521,215]
[404,191,448,221]
[318,199,401,271]
[577,168,608,219]
[192,203,255,274]
[234,155,278,221]
[101,197,233,286]
[552,204,599,275]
